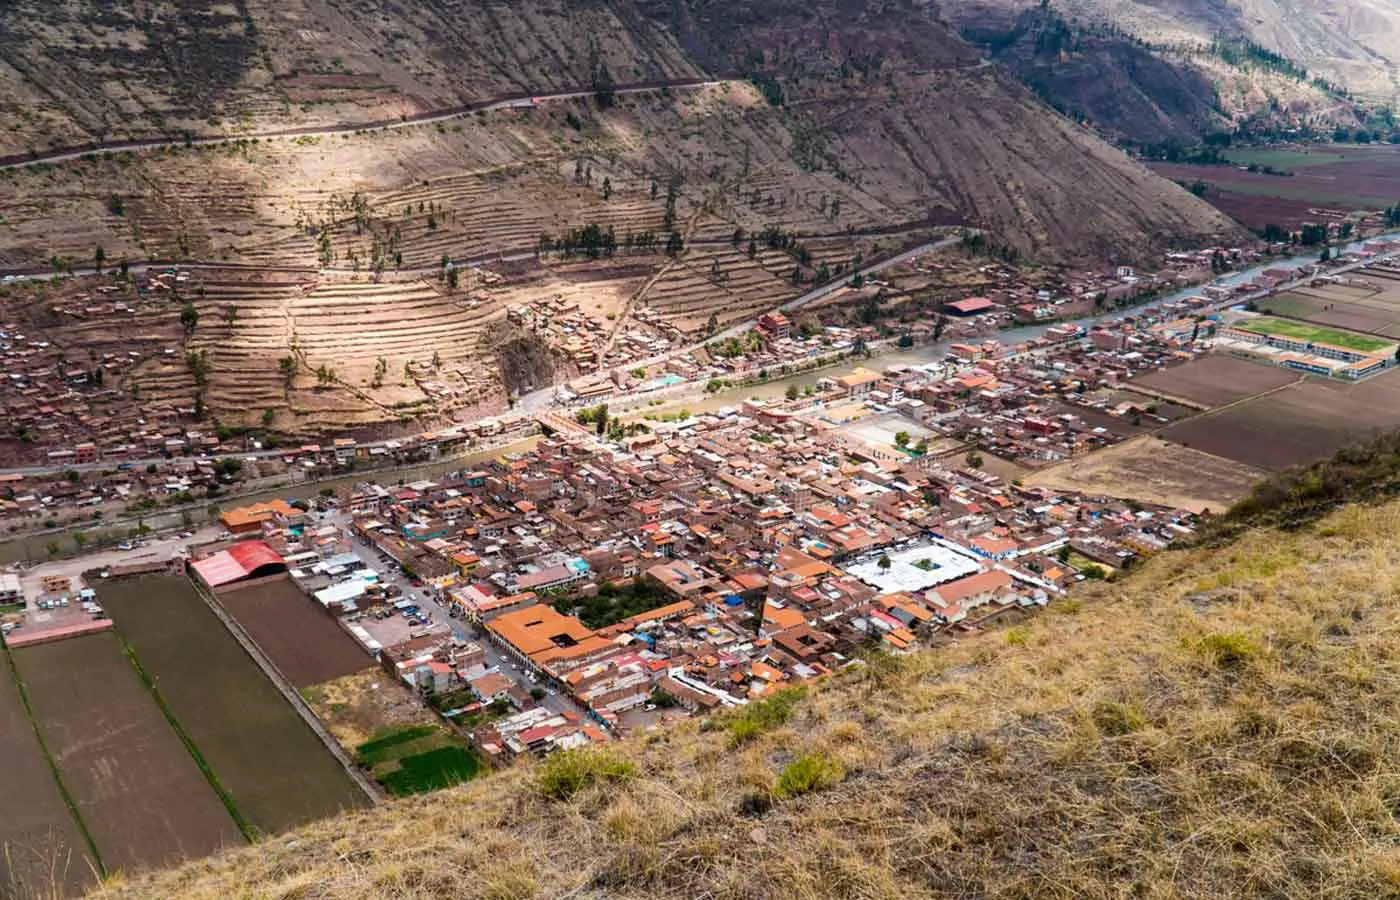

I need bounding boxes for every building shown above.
[944,297,997,317]
[219,499,299,535]
[757,311,792,339]
[486,604,614,673]
[189,541,288,588]
[836,368,883,397]
[0,572,21,603]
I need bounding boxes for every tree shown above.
[785,383,800,400]
[602,177,612,200]
[94,245,105,272]
[1320,247,1332,262]
[446,267,459,289]
[894,431,910,448]
[915,438,929,455]
[877,554,892,572]
[665,231,685,256]
[966,451,984,469]
[278,356,296,386]
[180,302,199,333]
[223,305,238,328]
[105,195,125,216]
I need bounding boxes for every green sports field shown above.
[1237,316,1393,353]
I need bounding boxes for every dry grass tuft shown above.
[88,498,1400,900]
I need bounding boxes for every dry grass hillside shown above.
[89,497,1400,900]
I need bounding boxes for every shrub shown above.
[1193,632,1259,670]
[538,749,636,800]
[1091,700,1146,736]
[775,752,845,798]
[728,686,806,746]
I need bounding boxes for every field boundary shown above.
[112,630,257,842]
[0,640,105,879]
[184,574,383,804]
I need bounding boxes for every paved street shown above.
[328,510,584,718]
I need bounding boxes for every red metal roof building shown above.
[944,297,997,316]
[190,540,288,587]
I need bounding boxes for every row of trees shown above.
[537,224,684,258]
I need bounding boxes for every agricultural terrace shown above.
[1162,369,1400,471]
[0,646,96,898]
[98,575,368,835]
[12,633,241,873]
[354,725,484,798]
[1235,316,1392,352]
[216,578,371,689]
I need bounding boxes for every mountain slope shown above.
[0,0,1241,270]
[1012,0,1400,104]
[90,495,1400,900]
[943,1,1371,147]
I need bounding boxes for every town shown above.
[4,227,1400,847]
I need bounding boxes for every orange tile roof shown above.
[762,600,805,631]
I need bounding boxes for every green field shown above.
[1237,316,1392,352]
[355,725,483,797]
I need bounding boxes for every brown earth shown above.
[0,644,97,899]
[1127,354,1301,408]
[98,575,369,836]
[1163,369,1400,471]
[216,578,373,689]
[1027,434,1266,512]
[12,633,243,875]
[302,669,439,751]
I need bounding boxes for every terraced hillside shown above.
[0,0,703,158]
[0,0,1244,446]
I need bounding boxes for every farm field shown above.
[98,575,368,835]
[353,725,484,798]
[1148,144,1400,226]
[1236,315,1393,352]
[217,578,371,689]
[1127,355,1300,408]
[0,647,96,899]
[1027,436,1267,513]
[12,633,241,874]
[1162,370,1400,471]
[1256,275,1400,339]
[1148,145,1400,229]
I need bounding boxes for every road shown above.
[0,79,725,173]
[14,522,222,597]
[329,511,584,718]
